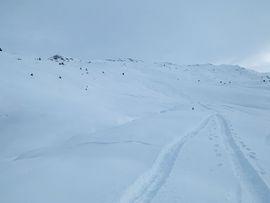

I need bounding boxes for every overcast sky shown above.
[1,0,270,72]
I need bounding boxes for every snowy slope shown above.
[0,51,270,203]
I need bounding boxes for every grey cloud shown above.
[1,0,270,71]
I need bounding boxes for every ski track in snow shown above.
[117,115,213,203]
[117,112,270,203]
[215,114,270,203]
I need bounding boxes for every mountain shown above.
[1,51,270,203]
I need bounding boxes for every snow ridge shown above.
[118,115,213,203]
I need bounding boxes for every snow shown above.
[0,51,270,203]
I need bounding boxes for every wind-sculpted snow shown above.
[118,115,213,203]
[14,140,155,161]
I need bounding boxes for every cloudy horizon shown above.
[1,0,270,72]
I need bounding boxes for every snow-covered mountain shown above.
[1,50,270,203]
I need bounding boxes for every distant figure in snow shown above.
[122,73,125,76]
[30,73,33,76]
[192,107,194,110]
[0,48,2,51]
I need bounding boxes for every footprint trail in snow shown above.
[215,114,270,203]
[118,113,270,203]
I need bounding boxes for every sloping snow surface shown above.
[1,52,270,202]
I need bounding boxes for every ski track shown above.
[117,115,213,203]
[215,114,270,203]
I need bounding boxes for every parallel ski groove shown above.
[216,114,270,203]
[118,115,213,203]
